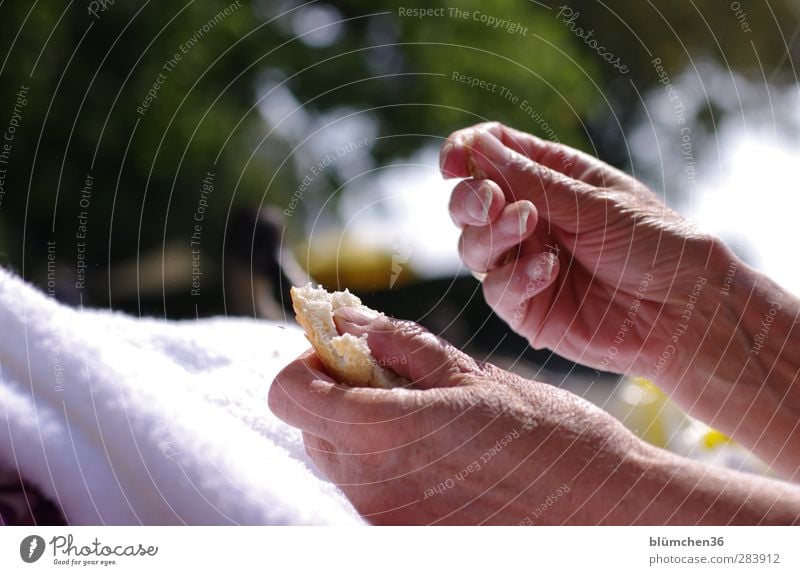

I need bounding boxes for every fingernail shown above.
[466,183,493,223]
[471,270,487,283]
[502,203,532,237]
[333,306,381,327]
[518,203,532,235]
[480,183,493,221]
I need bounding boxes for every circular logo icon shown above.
[20,535,46,563]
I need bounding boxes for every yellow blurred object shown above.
[613,377,766,474]
[631,377,660,396]
[616,377,680,449]
[295,230,417,292]
[701,429,731,449]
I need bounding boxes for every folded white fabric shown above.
[0,268,361,525]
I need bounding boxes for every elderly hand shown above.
[268,309,800,524]
[440,122,800,478]
[440,121,734,383]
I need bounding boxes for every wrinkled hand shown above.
[440,122,736,387]
[268,308,648,525]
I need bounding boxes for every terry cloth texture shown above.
[0,268,360,525]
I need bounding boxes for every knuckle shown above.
[407,328,441,353]
[390,318,432,346]
[394,317,427,335]
[447,352,480,379]
[478,120,503,133]
[528,162,553,190]
[445,127,462,142]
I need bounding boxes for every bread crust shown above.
[290,284,406,388]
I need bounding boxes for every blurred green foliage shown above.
[0,0,797,314]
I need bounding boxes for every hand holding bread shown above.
[290,283,407,389]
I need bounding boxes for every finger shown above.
[440,122,512,179]
[269,350,429,441]
[441,121,589,180]
[459,200,538,273]
[439,131,471,180]
[443,126,588,231]
[494,123,589,179]
[470,130,587,230]
[332,308,480,389]
[448,179,504,228]
[268,349,347,438]
[482,251,561,347]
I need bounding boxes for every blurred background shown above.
[1,0,799,467]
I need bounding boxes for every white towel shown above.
[0,268,360,525]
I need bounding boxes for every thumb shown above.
[332,307,480,389]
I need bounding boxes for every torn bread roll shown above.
[290,284,407,389]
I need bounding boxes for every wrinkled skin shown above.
[269,308,651,525]
[440,121,735,387]
[269,308,800,525]
[269,121,800,524]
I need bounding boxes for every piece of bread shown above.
[290,284,407,388]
